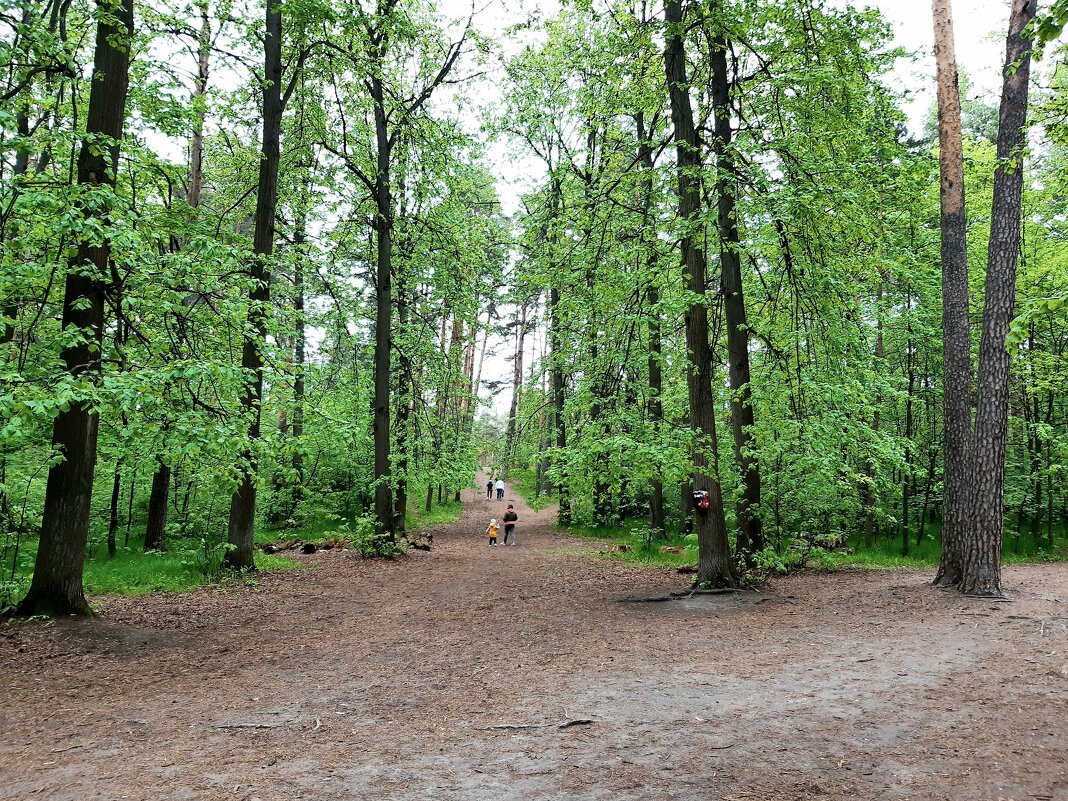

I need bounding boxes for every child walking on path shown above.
[502,505,518,546]
[486,518,499,547]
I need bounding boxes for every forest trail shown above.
[1,479,1066,801]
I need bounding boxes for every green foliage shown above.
[347,514,406,559]
[562,518,696,569]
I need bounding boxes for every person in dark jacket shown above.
[502,505,518,545]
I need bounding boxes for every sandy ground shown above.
[1,478,1066,801]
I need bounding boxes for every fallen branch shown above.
[481,719,595,731]
[215,719,296,730]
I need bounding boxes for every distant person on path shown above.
[486,518,499,547]
[495,478,505,500]
[486,479,493,499]
[502,505,518,546]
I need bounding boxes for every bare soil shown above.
[2,478,1066,801]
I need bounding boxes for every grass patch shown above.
[84,545,301,595]
[762,520,1066,573]
[407,484,463,529]
[507,468,549,512]
[1,536,301,609]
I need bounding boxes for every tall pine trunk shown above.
[931,0,973,588]
[16,0,134,616]
[960,0,1034,596]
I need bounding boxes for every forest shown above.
[1,0,1067,619]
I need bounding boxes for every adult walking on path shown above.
[495,477,505,500]
[502,504,518,545]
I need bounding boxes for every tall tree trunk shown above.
[394,270,411,535]
[505,298,528,468]
[960,0,1034,596]
[931,0,973,588]
[544,179,570,525]
[864,278,885,549]
[636,111,665,539]
[147,4,211,536]
[710,29,763,558]
[226,0,284,569]
[664,0,735,587]
[902,313,915,557]
[16,0,134,616]
[291,212,306,497]
[370,58,395,539]
[550,283,570,526]
[187,0,210,210]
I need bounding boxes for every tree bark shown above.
[226,0,283,569]
[960,0,1034,596]
[370,60,395,540]
[664,0,735,586]
[636,111,665,539]
[505,298,528,469]
[16,0,134,616]
[144,460,170,551]
[709,30,763,557]
[107,469,121,558]
[545,179,570,525]
[931,0,973,588]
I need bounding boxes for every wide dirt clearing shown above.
[2,479,1066,801]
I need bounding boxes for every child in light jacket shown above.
[486,518,499,547]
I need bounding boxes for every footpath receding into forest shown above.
[1,478,1066,801]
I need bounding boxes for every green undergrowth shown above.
[257,483,463,559]
[561,518,697,568]
[544,512,1066,577]
[407,484,463,527]
[1,535,301,611]
[83,546,300,595]
[507,468,548,512]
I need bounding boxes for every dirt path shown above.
[2,477,1066,801]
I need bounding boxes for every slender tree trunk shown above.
[664,0,735,586]
[931,0,973,588]
[370,61,395,538]
[505,298,528,467]
[291,215,306,496]
[124,473,136,548]
[636,111,665,539]
[902,321,915,557]
[107,469,121,558]
[864,278,885,549]
[187,0,210,210]
[16,0,134,616]
[394,275,411,535]
[550,284,570,526]
[226,0,283,569]
[960,0,1034,596]
[545,179,570,526]
[710,29,763,558]
[147,4,210,536]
